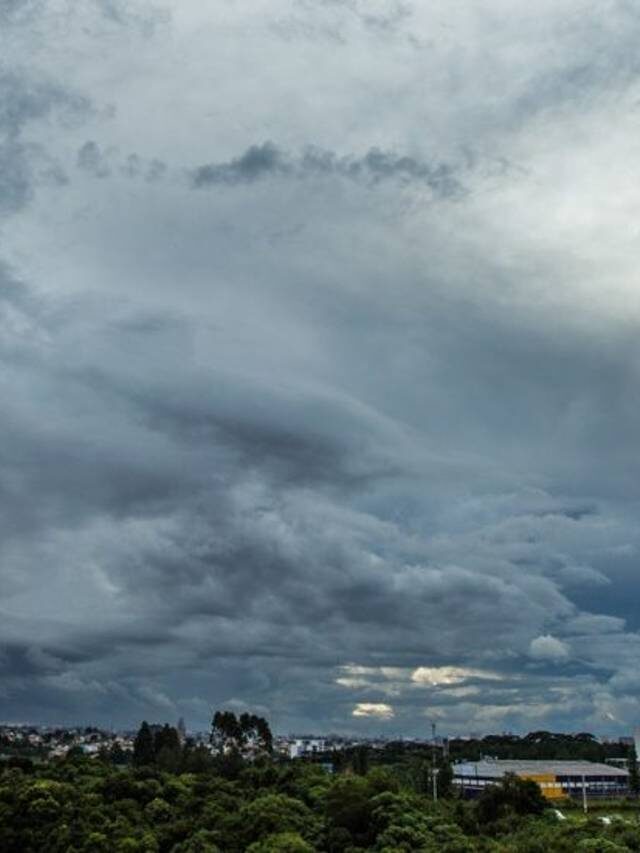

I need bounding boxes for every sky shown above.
[2,0,640,737]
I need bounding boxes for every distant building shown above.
[453,760,629,800]
[285,738,327,759]
[177,718,187,745]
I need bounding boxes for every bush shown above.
[576,839,629,852]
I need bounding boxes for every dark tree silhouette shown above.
[475,773,547,825]
[133,721,155,767]
[210,710,273,757]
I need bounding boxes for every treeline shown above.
[307,731,633,795]
[1,716,639,851]
[127,712,274,776]
[342,731,630,767]
[449,731,630,763]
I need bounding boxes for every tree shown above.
[412,758,432,796]
[437,761,454,798]
[156,745,181,773]
[109,742,129,766]
[352,745,369,776]
[153,724,181,771]
[239,713,273,755]
[246,832,314,853]
[64,745,86,762]
[133,721,155,767]
[171,831,221,853]
[210,710,273,758]
[210,711,243,756]
[324,776,374,847]
[182,744,214,774]
[144,797,172,823]
[475,773,547,825]
[576,841,628,852]
[154,724,180,756]
[239,793,319,848]
[629,744,640,796]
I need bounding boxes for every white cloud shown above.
[528,635,570,662]
[411,666,502,686]
[352,703,395,720]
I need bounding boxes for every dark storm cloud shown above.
[5,0,640,734]
[3,238,640,730]
[191,142,463,197]
[0,644,66,679]
[191,142,290,186]
[76,141,167,181]
[0,262,553,722]
[120,154,167,181]
[0,71,89,215]
[76,140,111,177]
[0,263,393,550]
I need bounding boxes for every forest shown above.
[1,717,640,852]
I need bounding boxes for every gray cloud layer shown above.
[190,142,463,198]
[2,0,640,735]
[0,71,88,214]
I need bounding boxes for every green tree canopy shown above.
[475,773,547,825]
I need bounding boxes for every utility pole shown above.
[582,774,588,814]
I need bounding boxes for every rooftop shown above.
[453,760,629,778]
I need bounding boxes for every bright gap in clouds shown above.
[352,704,395,720]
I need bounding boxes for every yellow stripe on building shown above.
[517,772,568,800]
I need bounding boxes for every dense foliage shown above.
[1,743,640,852]
[340,732,631,770]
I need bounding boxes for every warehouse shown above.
[453,759,629,800]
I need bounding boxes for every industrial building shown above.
[453,760,629,800]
